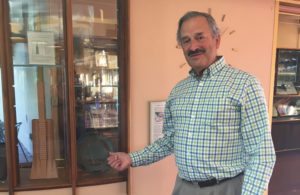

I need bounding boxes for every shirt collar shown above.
[189,56,226,79]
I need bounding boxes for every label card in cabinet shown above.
[27,31,56,65]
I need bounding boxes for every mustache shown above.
[188,48,206,57]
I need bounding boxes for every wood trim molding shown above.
[269,0,280,124]
[278,0,300,6]
[63,0,77,195]
[0,0,19,194]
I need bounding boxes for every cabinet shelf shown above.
[274,94,300,98]
[101,85,118,87]
[75,65,118,71]
[275,148,300,154]
[74,84,118,88]
[272,116,300,123]
[10,36,27,43]
[77,99,117,104]
[278,72,297,76]
[13,64,63,68]
[86,126,118,130]
[10,35,117,44]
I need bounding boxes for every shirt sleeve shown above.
[240,77,276,195]
[129,99,175,167]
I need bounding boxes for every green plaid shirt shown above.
[130,56,276,195]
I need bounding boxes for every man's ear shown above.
[216,35,221,49]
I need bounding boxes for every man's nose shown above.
[189,39,199,51]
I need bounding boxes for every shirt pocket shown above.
[211,97,241,127]
[201,97,242,153]
[169,97,193,125]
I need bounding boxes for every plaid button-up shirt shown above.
[130,56,276,195]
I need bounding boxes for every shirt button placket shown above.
[189,79,203,128]
[188,80,203,137]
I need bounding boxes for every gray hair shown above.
[176,11,220,45]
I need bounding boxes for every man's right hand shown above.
[107,152,132,171]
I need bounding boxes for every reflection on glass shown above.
[0,66,7,188]
[72,0,122,183]
[276,49,300,95]
[276,49,300,87]
[9,0,69,187]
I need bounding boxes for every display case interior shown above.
[0,0,127,192]
[273,48,300,121]
[72,0,126,185]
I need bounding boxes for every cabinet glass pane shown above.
[275,49,300,94]
[0,63,7,189]
[72,0,123,184]
[273,48,300,119]
[9,0,69,187]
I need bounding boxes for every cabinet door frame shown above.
[0,0,19,193]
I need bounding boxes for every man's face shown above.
[179,16,220,74]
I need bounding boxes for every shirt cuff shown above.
[129,151,143,167]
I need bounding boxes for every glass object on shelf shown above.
[273,97,300,117]
[72,0,122,183]
[95,50,108,67]
[8,0,69,187]
[84,103,118,129]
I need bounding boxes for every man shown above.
[107,11,276,195]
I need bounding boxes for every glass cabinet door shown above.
[275,49,300,95]
[273,48,300,119]
[0,0,127,191]
[8,0,70,188]
[72,0,125,184]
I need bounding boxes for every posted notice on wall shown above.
[27,31,56,65]
[149,101,166,144]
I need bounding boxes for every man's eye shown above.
[181,39,190,45]
[196,35,203,40]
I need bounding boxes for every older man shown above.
[108,11,276,195]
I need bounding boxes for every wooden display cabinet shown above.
[269,24,300,195]
[0,0,128,194]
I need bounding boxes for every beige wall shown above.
[128,0,276,195]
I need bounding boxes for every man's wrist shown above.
[129,152,139,167]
